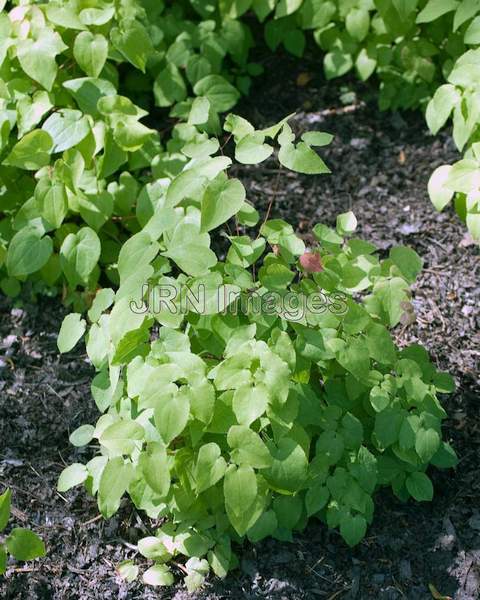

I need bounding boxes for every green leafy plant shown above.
[0,0,258,303]
[0,0,461,592]
[57,117,456,591]
[0,488,45,574]
[1,0,478,312]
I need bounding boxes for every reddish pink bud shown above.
[299,251,323,273]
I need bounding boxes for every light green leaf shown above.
[227,425,273,468]
[324,50,353,80]
[154,64,187,107]
[186,54,212,85]
[78,191,114,231]
[98,457,133,517]
[428,165,455,211]
[193,75,240,112]
[80,6,115,25]
[16,29,67,91]
[35,179,68,230]
[275,0,302,18]
[69,424,95,447]
[346,8,370,42]
[60,227,101,287]
[224,464,258,535]
[57,463,88,492]
[365,323,396,365]
[201,177,246,232]
[42,109,90,153]
[6,528,45,561]
[453,0,479,30]
[117,560,139,582]
[467,211,480,241]
[154,391,190,444]
[17,91,53,137]
[444,159,479,193]
[110,19,153,72]
[138,536,171,560]
[390,246,423,283]
[182,137,220,159]
[265,437,308,492]
[100,420,145,455]
[63,77,117,117]
[415,428,440,462]
[91,370,119,413]
[0,13,11,68]
[163,244,217,277]
[337,337,370,381]
[364,277,410,327]
[57,313,86,353]
[225,113,255,138]
[188,96,211,125]
[195,442,227,493]
[417,0,459,23]
[113,118,155,152]
[73,32,108,78]
[279,130,330,174]
[189,380,215,423]
[143,564,174,586]
[465,16,480,43]
[301,131,333,147]
[336,211,357,235]
[232,385,269,426]
[258,260,295,291]
[235,132,274,164]
[7,228,53,277]
[0,489,11,532]
[355,47,377,81]
[45,3,87,30]
[426,85,460,135]
[88,288,115,323]
[138,443,171,496]
[3,130,53,170]
[208,540,231,578]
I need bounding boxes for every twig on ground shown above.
[81,514,103,527]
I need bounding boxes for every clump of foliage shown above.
[0,0,461,592]
[57,125,456,589]
[0,489,45,574]
[0,0,478,308]
[0,0,258,303]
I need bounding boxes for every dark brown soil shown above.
[0,50,479,600]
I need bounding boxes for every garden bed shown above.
[0,53,479,600]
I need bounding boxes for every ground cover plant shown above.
[0,0,480,304]
[0,0,475,595]
[57,167,458,589]
[0,489,45,574]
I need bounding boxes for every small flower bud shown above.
[299,251,323,273]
